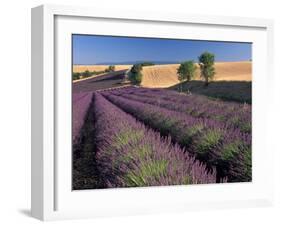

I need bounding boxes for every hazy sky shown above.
[72,34,252,65]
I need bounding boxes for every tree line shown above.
[177,52,215,91]
[128,52,216,88]
[73,65,115,81]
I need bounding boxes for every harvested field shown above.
[141,61,251,88]
[73,65,131,73]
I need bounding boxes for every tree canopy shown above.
[177,61,197,92]
[129,64,143,85]
[198,52,215,86]
[177,61,197,82]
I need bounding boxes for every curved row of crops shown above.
[102,89,251,182]
[73,86,251,189]
[72,92,94,146]
[108,87,251,133]
[92,93,216,187]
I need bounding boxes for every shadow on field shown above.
[72,97,106,190]
[89,73,124,83]
[168,80,252,104]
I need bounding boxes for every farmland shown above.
[72,69,129,92]
[140,61,251,88]
[73,64,131,73]
[73,85,251,189]
[72,35,252,190]
[169,80,252,103]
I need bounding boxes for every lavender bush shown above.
[108,87,251,133]
[93,93,216,187]
[102,90,251,182]
[72,92,93,145]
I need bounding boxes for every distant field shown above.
[73,65,131,73]
[72,61,252,103]
[72,70,128,93]
[141,61,252,88]
[72,63,252,190]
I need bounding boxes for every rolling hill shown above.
[141,61,251,88]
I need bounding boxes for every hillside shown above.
[73,65,131,73]
[141,61,252,88]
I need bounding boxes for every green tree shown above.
[82,70,91,78]
[108,65,115,72]
[129,64,143,85]
[177,61,197,92]
[72,72,80,80]
[198,52,215,86]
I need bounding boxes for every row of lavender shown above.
[102,88,251,182]
[111,87,251,133]
[72,92,93,146]
[93,93,216,187]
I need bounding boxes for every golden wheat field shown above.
[141,61,251,88]
[73,65,131,73]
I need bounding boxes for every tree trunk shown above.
[205,77,209,87]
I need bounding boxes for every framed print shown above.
[31,4,274,221]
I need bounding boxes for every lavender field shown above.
[72,86,251,190]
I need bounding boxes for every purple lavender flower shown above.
[102,87,251,182]
[72,91,93,145]
[93,93,216,188]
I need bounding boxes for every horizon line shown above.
[73,60,252,66]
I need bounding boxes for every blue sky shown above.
[72,34,252,65]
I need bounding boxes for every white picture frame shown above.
[31,4,274,221]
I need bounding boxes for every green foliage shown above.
[198,52,216,86]
[82,70,91,78]
[177,61,196,92]
[72,68,109,81]
[108,65,115,72]
[93,70,106,75]
[221,142,240,161]
[72,72,81,80]
[104,65,116,73]
[112,128,144,149]
[124,160,168,186]
[180,124,204,146]
[169,80,252,104]
[196,129,222,155]
[134,72,143,84]
[177,61,197,82]
[129,64,143,85]
[131,64,142,74]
